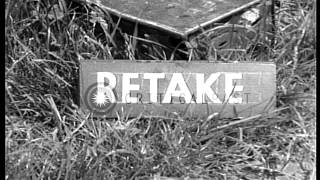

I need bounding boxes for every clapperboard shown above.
[79,0,276,118]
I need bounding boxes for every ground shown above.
[5,0,316,179]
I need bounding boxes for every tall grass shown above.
[5,0,316,179]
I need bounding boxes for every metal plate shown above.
[86,0,261,38]
[80,60,276,118]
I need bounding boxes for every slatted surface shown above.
[86,0,261,38]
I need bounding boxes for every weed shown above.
[5,0,315,179]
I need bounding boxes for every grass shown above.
[5,0,316,179]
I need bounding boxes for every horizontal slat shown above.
[80,60,276,118]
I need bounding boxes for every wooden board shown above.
[80,60,276,118]
[85,0,261,38]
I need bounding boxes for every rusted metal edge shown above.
[184,0,262,37]
[83,0,186,39]
[83,0,262,40]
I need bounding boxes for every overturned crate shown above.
[76,0,275,61]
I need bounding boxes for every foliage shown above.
[5,0,315,179]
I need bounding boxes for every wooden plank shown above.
[80,60,276,118]
[85,0,261,38]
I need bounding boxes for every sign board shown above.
[80,61,276,118]
[85,0,261,38]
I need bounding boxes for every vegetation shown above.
[5,0,315,179]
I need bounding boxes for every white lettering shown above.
[143,73,165,103]
[97,72,246,104]
[97,72,117,103]
[225,73,243,104]
[196,73,221,103]
[163,73,192,103]
[122,73,140,103]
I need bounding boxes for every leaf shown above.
[48,4,65,20]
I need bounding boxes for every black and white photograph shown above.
[5,0,316,179]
